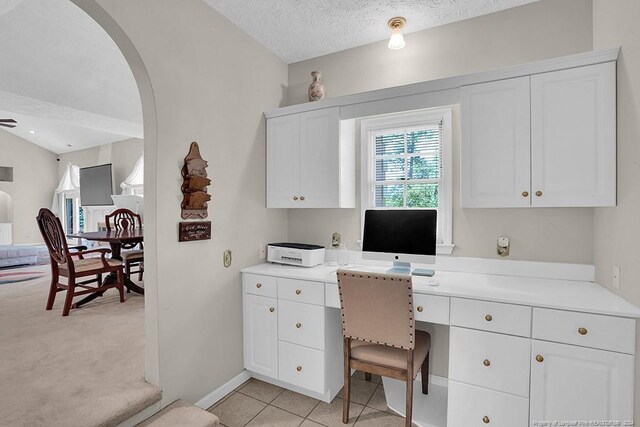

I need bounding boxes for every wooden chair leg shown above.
[46,270,59,310]
[343,337,351,424]
[421,352,430,395]
[62,277,75,317]
[364,372,372,382]
[138,262,144,281]
[125,261,131,279]
[117,268,125,303]
[405,350,414,427]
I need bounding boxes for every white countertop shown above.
[242,262,640,319]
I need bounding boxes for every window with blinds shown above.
[369,122,442,210]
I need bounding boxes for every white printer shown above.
[267,243,325,267]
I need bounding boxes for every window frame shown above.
[360,108,454,254]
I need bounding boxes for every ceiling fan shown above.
[0,119,16,128]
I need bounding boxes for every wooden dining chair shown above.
[36,208,125,316]
[337,270,431,427]
[105,208,144,282]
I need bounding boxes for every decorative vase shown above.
[308,71,326,102]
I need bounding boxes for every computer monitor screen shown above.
[362,209,437,272]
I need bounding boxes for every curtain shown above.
[51,163,80,215]
[120,154,144,194]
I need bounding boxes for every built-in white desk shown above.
[241,261,640,427]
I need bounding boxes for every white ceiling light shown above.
[28,130,35,134]
[387,17,406,50]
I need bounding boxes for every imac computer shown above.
[362,209,437,276]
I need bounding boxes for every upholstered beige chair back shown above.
[337,270,416,350]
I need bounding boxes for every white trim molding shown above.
[360,107,454,249]
[194,370,252,410]
[266,48,619,119]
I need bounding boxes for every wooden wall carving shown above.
[181,142,211,219]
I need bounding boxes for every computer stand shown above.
[387,261,435,277]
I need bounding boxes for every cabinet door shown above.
[531,62,616,207]
[530,340,634,426]
[267,114,301,208]
[243,294,278,378]
[461,76,531,207]
[299,107,341,207]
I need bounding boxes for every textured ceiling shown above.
[204,0,541,63]
[0,0,141,153]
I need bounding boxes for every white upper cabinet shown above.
[461,76,531,208]
[266,107,355,208]
[530,62,616,207]
[267,114,300,208]
[461,61,616,208]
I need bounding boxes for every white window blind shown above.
[371,123,442,210]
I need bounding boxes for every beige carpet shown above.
[0,264,161,427]
[137,400,219,427]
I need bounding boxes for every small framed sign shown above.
[179,221,211,242]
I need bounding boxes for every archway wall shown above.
[72,0,289,404]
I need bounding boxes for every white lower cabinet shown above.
[447,380,529,427]
[243,294,278,378]
[243,273,343,401]
[530,340,634,426]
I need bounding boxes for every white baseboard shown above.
[194,370,252,410]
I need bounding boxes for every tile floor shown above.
[208,371,410,426]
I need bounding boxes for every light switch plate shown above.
[613,265,620,289]
[259,245,266,259]
[223,250,232,268]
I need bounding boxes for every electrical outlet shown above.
[223,250,232,268]
[613,265,620,289]
[259,245,267,259]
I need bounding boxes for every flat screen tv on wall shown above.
[80,164,114,206]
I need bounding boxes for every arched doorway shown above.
[67,0,160,387]
[0,191,13,244]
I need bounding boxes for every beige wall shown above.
[88,0,289,404]
[592,0,640,422]
[287,0,595,264]
[58,137,143,191]
[0,129,58,243]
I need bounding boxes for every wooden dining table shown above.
[67,228,144,307]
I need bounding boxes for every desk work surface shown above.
[242,262,640,319]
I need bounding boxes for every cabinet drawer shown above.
[447,380,529,427]
[450,298,531,337]
[449,327,531,397]
[414,294,450,325]
[278,341,324,393]
[532,308,636,354]
[243,274,277,298]
[278,278,325,306]
[278,300,325,350]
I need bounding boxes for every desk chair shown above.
[105,208,144,283]
[337,270,431,427]
[36,208,125,316]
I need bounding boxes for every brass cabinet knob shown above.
[293,196,299,201]
[269,307,275,312]
[578,327,588,335]
[296,366,302,372]
[300,196,305,201]
[483,415,490,424]
[485,314,493,322]
[416,306,424,312]
[535,355,544,363]
[535,191,543,197]
[522,191,529,197]
[295,289,302,295]
[483,359,491,367]
[256,283,262,288]
[296,322,302,329]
